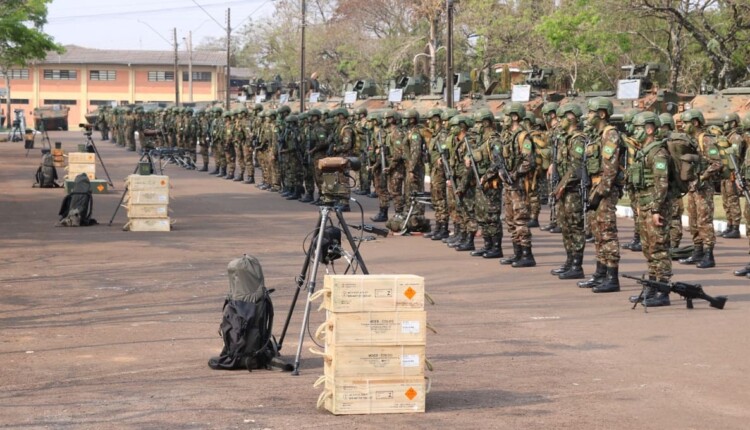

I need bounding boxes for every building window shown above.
[148,71,174,82]
[90,100,115,106]
[43,69,78,80]
[182,71,211,82]
[43,99,77,105]
[90,70,116,81]
[0,69,29,80]
[0,98,30,104]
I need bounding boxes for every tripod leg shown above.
[336,209,369,274]
[292,206,331,375]
[90,139,114,187]
[108,186,129,226]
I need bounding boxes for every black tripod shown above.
[107,152,156,226]
[26,114,52,157]
[277,202,369,375]
[83,128,114,187]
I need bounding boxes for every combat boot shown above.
[368,192,378,198]
[527,218,540,228]
[500,243,522,265]
[724,226,740,239]
[696,246,715,269]
[678,245,704,265]
[550,252,573,276]
[733,262,750,277]
[285,187,302,200]
[720,224,733,237]
[218,167,227,178]
[456,231,476,252]
[210,166,220,175]
[470,234,492,256]
[592,266,620,293]
[447,230,466,248]
[541,222,556,232]
[549,225,562,234]
[279,187,291,197]
[423,223,436,239]
[233,174,244,182]
[443,223,460,243]
[585,233,594,243]
[198,163,208,172]
[224,171,235,180]
[578,261,606,288]
[370,207,388,223]
[512,246,536,268]
[629,277,656,303]
[244,177,255,184]
[483,234,503,259]
[624,232,641,251]
[623,232,637,250]
[643,280,671,307]
[558,254,584,279]
[431,223,449,241]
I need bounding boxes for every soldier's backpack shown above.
[208,255,291,372]
[704,126,731,180]
[386,212,431,235]
[665,132,700,198]
[34,152,60,188]
[57,173,97,227]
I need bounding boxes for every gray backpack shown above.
[34,153,60,188]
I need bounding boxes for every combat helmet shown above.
[307,108,322,119]
[441,108,459,121]
[427,108,443,119]
[658,113,675,131]
[723,112,740,127]
[354,107,368,117]
[541,102,559,117]
[402,109,419,122]
[680,109,705,126]
[253,103,264,112]
[505,102,526,119]
[587,97,614,116]
[286,114,299,123]
[277,105,291,116]
[632,111,660,127]
[558,103,583,118]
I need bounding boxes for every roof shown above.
[36,45,226,67]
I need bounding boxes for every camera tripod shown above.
[83,128,114,187]
[277,201,369,375]
[26,113,52,157]
[107,151,156,226]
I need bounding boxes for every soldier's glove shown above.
[588,193,602,211]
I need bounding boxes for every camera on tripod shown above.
[79,123,93,136]
[318,156,361,204]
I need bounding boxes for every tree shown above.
[0,0,63,127]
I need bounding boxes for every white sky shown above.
[44,0,276,51]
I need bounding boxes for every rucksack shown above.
[34,152,60,188]
[208,255,290,372]
[57,173,97,227]
[665,132,700,198]
[703,126,731,180]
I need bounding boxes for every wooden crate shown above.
[126,204,169,218]
[125,218,171,232]
[316,311,427,347]
[67,152,96,164]
[125,189,169,205]
[316,275,425,312]
[315,376,427,415]
[126,174,169,191]
[65,163,96,181]
[316,344,425,379]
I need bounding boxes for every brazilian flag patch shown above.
[604,146,614,155]
[709,148,718,155]
[412,133,420,140]
[655,161,667,170]
[396,140,402,145]
[575,146,584,154]
[523,142,532,150]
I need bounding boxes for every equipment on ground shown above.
[33,152,60,188]
[624,274,727,311]
[57,173,97,227]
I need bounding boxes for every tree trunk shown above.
[429,16,438,84]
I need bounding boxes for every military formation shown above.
[94,99,750,306]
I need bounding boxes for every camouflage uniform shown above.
[404,114,426,216]
[233,111,249,181]
[670,198,684,248]
[354,112,371,194]
[385,115,407,214]
[96,107,109,140]
[471,118,504,257]
[369,118,390,221]
[281,116,303,197]
[330,110,355,207]
[124,109,136,151]
[224,113,237,179]
[720,124,744,234]
[298,114,314,200]
[211,110,226,176]
[427,118,449,239]
[308,113,329,202]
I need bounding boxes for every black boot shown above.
[443,223,460,243]
[578,261,606,288]
[370,207,388,222]
[592,266,620,293]
[233,174,244,182]
[218,167,227,178]
[244,177,255,184]
[210,166,220,175]
[550,225,562,234]
[285,187,302,200]
[720,225,733,237]
[678,245,704,265]
[224,171,235,180]
[696,246,715,269]
[550,252,573,276]
[448,230,467,248]
[470,235,492,256]
[431,223,449,241]
[423,222,436,239]
[299,192,313,203]
[624,232,641,251]
[527,218,540,228]
[500,243,521,265]
[733,263,750,276]
[483,234,503,259]
[280,187,292,197]
[629,278,656,303]
[198,163,208,172]
[724,226,740,239]
[541,222,555,232]
[585,233,594,243]
[643,280,671,307]
[512,246,536,268]
[456,231,476,252]
[558,254,584,279]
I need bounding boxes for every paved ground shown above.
[1,131,749,430]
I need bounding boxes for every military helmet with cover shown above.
[680,109,705,126]
[402,109,419,121]
[474,108,494,123]
[277,105,291,116]
[587,97,614,116]
[541,102,559,116]
[559,103,583,118]
[505,102,526,119]
[658,113,675,131]
[632,111,661,127]
[307,108,322,118]
[354,107,368,117]
[723,112,740,125]
[427,108,443,119]
[253,103,264,112]
[441,108,459,121]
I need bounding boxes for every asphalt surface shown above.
[1,131,749,429]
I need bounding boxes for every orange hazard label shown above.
[96,185,105,192]
[403,287,416,300]
[160,180,166,186]
[405,387,417,400]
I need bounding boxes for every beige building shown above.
[1,45,227,127]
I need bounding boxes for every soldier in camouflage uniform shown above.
[96,106,109,141]
[353,107,371,195]
[276,106,292,195]
[424,109,449,240]
[298,112,314,200]
[733,113,750,277]
[442,110,464,246]
[117,108,126,147]
[450,115,480,252]
[280,114,303,198]
[243,104,263,183]
[523,112,544,228]
[621,110,644,252]
[627,111,673,306]
[329,107,354,210]
[548,104,588,282]
[403,109,426,217]
[257,110,276,190]
[223,110,237,180]
[471,109,504,258]
[124,107,136,152]
[306,109,328,204]
[231,107,248,181]
[678,109,723,269]
[382,110,407,216]
[720,113,744,238]
[369,112,390,221]
[658,113,685,249]
[584,97,623,293]
[211,107,226,177]
[542,102,563,233]
[196,109,210,172]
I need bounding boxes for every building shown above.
[0,45,227,127]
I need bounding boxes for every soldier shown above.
[116,107,126,147]
[382,109,407,217]
[353,107,371,196]
[658,113,685,249]
[275,106,291,194]
[627,111,673,306]
[449,115,479,252]
[403,109,426,216]
[259,110,278,190]
[720,113,744,239]
[329,107,354,210]
[211,107,226,177]
[583,97,623,293]
[522,112,545,228]
[280,114,303,199]
[678,109,722,269]
[734,113,750,277]
[243,104,263,183]
[306,109,328,204]
[134,106,145,153]
[298,112,314,200]
[548,104,588,282]
[196,109,210,172]
[621,110,644,252]
[470,108,503,258]
[424,108,449,240]
[232,107,249,181]
[124,107,136,152]
[369,112,391,222]
[96,106,109,141]
[541,102,562,233]
[441,110,463,245]
[223,110,237,179]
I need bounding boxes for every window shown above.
[148,71,174,82]
[0,69,29,80]
[43,69,77,80]
[90,70,116,81]
[43,99,77,105]
[0,98,30,104]
[90,100,115,106]
[182,71,211,82]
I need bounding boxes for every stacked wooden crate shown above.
[313,274,428,415]
[51,148,65,168]
[65,152,96,180]
[123,174,171,232]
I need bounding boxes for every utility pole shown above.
[446,0,454,109]
[300,0,306,112]
[226,8,231,109]
[173,27,180,106]
[186,31,193,103]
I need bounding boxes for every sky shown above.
[44,0,276,51]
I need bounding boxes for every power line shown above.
[47,0,267,22]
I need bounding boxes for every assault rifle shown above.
[364,130,372,173]
[729,153,750,202]
[548,134,561,222]
[439,142,462,204]
[462,136,483,190]
[623,274,727,311]
[378,130,388,186]
[489,147,515,186]
[277,126,289,188]
[581,137,592,231]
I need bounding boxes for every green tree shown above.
[0,0,63,127]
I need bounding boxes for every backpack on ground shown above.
[34,152,60,188]
[57,173,97,227]
[208,254,290,372]
[665,132,700,198]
